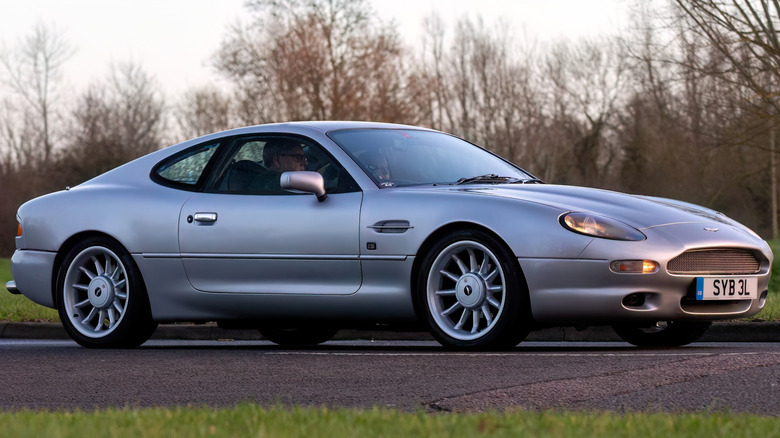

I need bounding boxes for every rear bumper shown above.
[9,249,57,308]
[5,281,20,294]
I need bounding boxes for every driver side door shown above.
[177,135,363,295]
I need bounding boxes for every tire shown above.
[56,237,157,348]
[259,327,338,346]
[416,229,531,350]
[613,321,712,347]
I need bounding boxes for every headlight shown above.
[560,212,645,241]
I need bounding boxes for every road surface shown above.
[1,339,778,414]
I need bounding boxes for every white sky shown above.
[0,0,629,98]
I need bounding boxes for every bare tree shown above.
[214,0,409,122]
[0,22,74,167]
[413,15,543,167]
[109,63,166,157]
[674,0,780,238]
[174,86,235,139]
[213,21,275,125]
[413,13,450,131]
[64,62,165,184]
[543,38,629,187]
[675,1,780,110]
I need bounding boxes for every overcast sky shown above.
[0,0,629,97]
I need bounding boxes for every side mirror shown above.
[280,171,327,202]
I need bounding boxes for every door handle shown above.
[191,212,218,223]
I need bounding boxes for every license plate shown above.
[696,277,757,300]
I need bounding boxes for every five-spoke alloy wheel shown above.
[57,238,157,348]
[418,230,530,349]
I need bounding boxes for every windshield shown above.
[328,128,536,187]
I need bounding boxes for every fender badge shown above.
[703,227,719,232]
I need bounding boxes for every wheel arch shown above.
[410,221,532,321]
[51,231,136,306]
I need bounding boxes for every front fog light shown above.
[622,293,646,307]
[610,260,658,274]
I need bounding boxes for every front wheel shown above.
[56,238,157,348]
[613,321,712,347]
[416,230,531,350]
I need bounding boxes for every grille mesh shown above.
[667,249,760,275]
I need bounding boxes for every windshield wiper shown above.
[455,174,517,185]
[518,177,544,184]
[455,174,542,185]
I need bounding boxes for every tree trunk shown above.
[771,124,778,239]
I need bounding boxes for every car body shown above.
[7,121,774,348]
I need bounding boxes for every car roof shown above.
[221,121,435,136]
[284,120,429,131]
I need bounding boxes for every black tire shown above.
[416,229,531,350]
[613,321,712,347]
[259,327,338,346]
[55,237,157,348]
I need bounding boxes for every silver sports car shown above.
[7,121,773,349]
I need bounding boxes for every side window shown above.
[153,142,220,188]
[210,135,358,195]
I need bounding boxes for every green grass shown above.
[0,258,59,322]
[0,404,778,438]
[750,239,780,321]
[1,240,779,323]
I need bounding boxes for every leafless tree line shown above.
[1,0,779,256]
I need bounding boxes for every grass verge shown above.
[0,405,778,438]
[0,258,59,322]
[1,240,779,323]
[749,239,780,320]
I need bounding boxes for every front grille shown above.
[667,248,760,275]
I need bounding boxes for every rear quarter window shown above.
[152,142,220,189]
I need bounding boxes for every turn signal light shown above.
[17,222,22,237]
[610,260,658,274]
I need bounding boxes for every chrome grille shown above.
[667,249,760,275]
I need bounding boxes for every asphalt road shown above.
[1,339,779,414]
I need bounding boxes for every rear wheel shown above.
[259,327,338,346]
[56,238,157,348]
[613,321,711,347]
[417,230,531,350]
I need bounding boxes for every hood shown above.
[430,184,739,230]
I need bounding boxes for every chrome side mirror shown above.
[280,171,327,202]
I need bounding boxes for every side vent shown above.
[368,220,413,234]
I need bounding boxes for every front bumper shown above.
[521,257,769,324]
[522,221,773,325]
